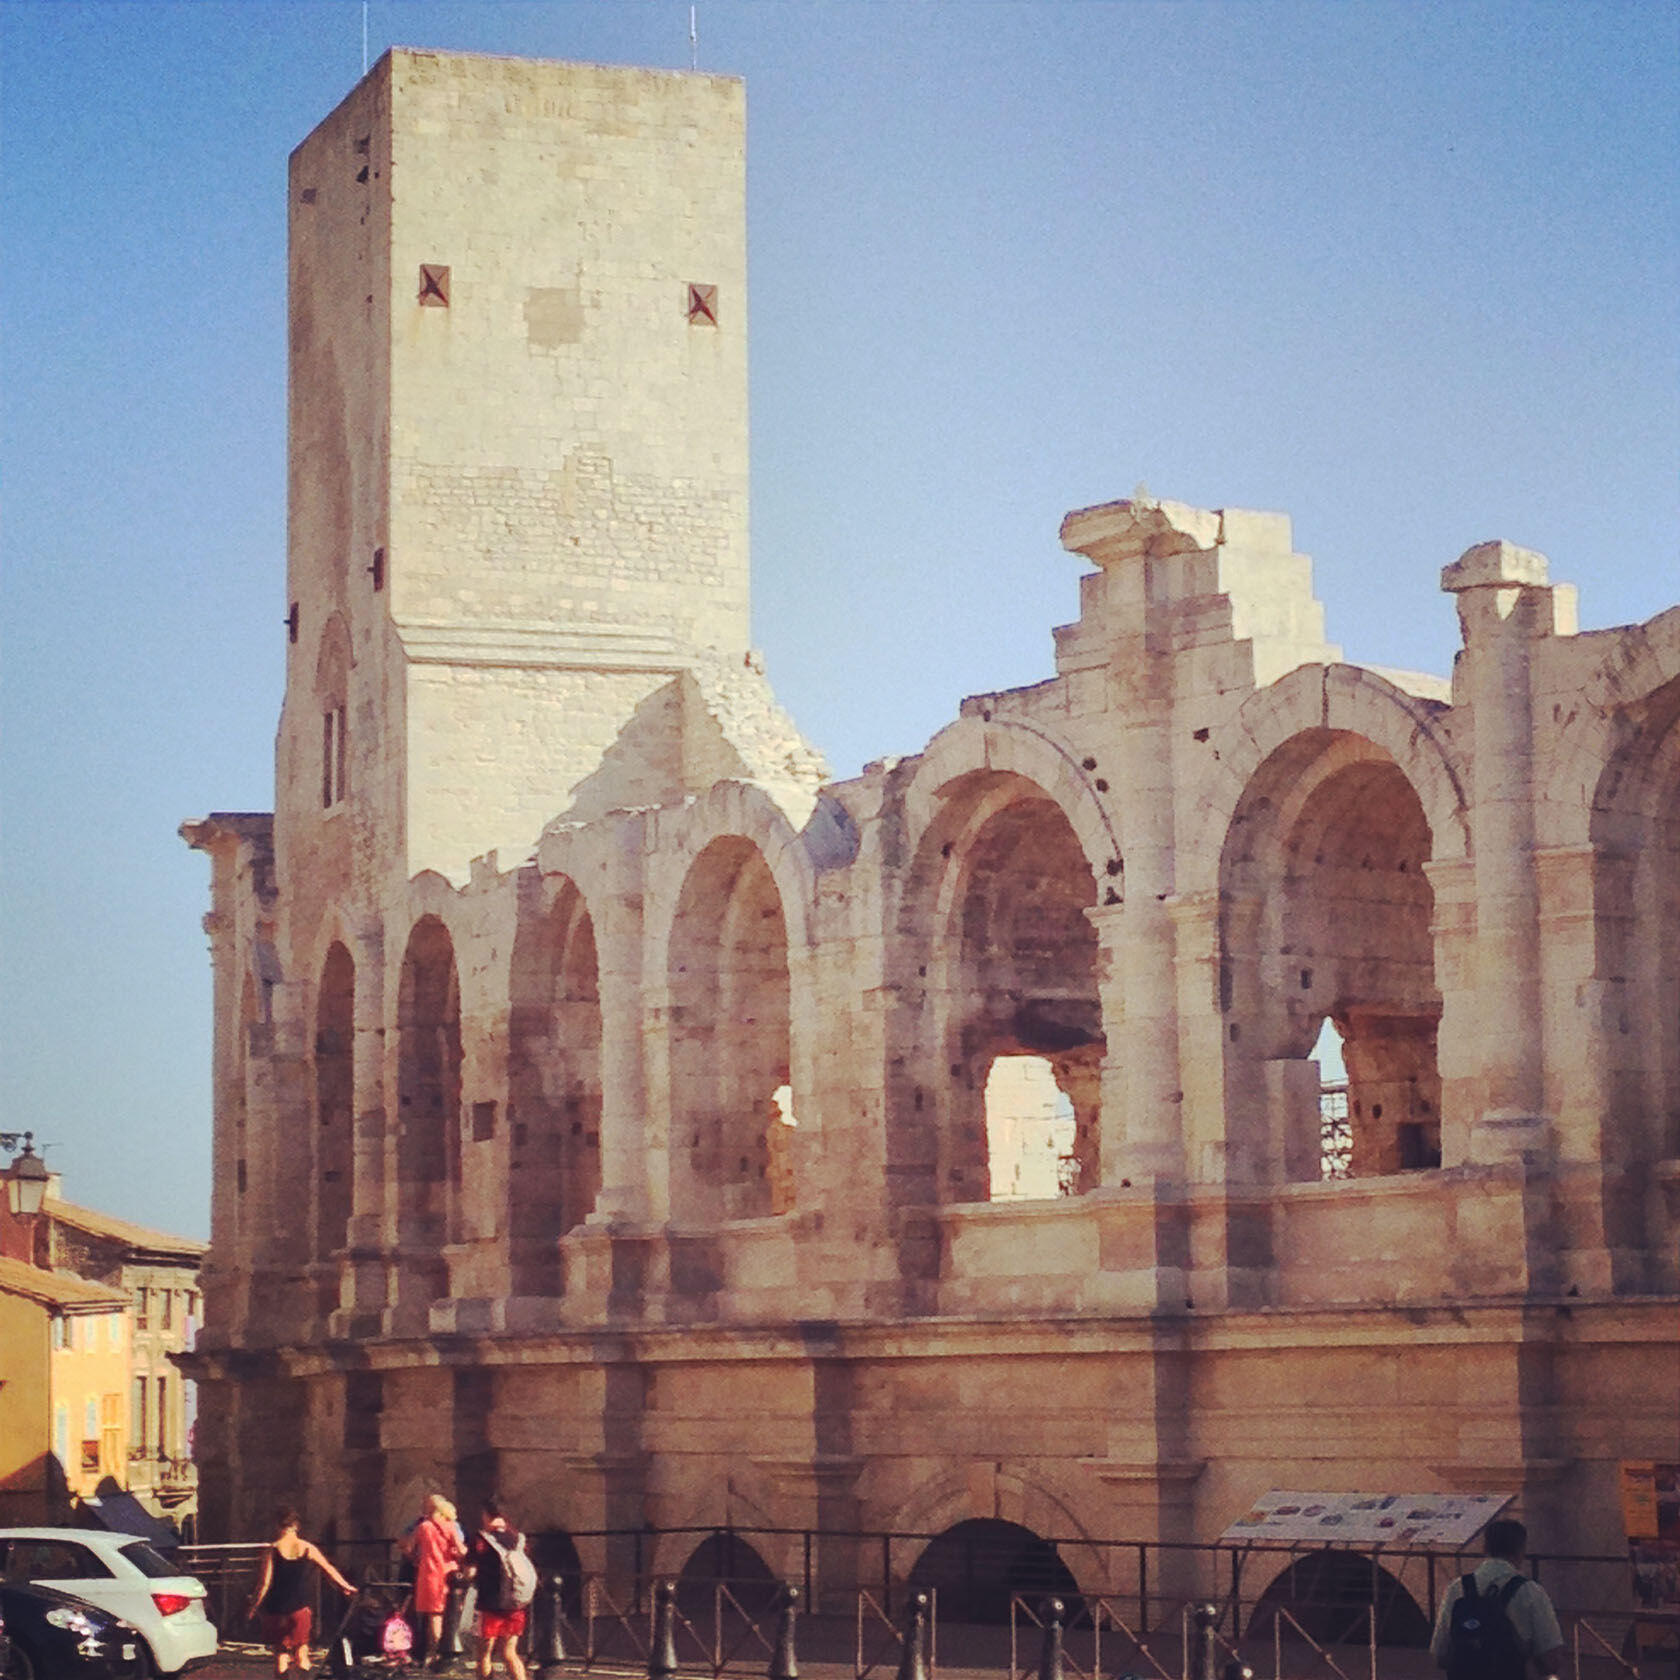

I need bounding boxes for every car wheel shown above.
[2,1637,37,1680]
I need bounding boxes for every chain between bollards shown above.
[896,1589,929,1680]
[649,1578,679,1680]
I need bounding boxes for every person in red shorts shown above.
[464,1498,530,1680]
[245,1507,356,1675]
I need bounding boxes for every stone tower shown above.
[277,48,750,898]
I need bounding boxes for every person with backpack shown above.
[464,1498,537,1680]
[1430,1519,1566,1680]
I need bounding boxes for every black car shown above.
[0,1578,146,1679]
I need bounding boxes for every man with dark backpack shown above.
[1431,1519,1566,1680]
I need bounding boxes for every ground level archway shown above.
[905,1518,1081,1624]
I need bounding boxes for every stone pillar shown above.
[591,824,653,1225]
[1440,540,1557,1165]
[1062,505,1187,1187]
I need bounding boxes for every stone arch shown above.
[879,1464,1110,1597]
[527,1527,586,1617]
[666,834,794,1224]
[1245,1550,1430,1647]
[1219,727,1442,1183]
[905,1518,1082,1624]
[901,716,1122,888]
[314,940,355,1269]
[1589,670,1680,1178]
[396,915,461,1289]
[506,871,604,1294]
[1542,603,1680,843]
[891,748,1106,1211]
[674,1531,781,1616]
[1183,665,1468,891]
[647,779,818,955]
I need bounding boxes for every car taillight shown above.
[152,1593,193,1617]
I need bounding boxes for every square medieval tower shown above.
[278,49,750,896]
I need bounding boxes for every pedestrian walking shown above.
[463,1498,535,1680]
[1431,1519,1566,1680]
[245,1507,356,1676]
[405,1493,467,1667]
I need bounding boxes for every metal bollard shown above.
[532,1574,567,1670]
[1222,1662,1254,1680]
[895,1591,929,1680]
[1192,1603,1221,1680]
[440,1572,470,1661]
[1038,1598,1066,1680]
[769,1584,800,1680]
[649,1580,679,1680]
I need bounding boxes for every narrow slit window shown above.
[322,706,348,807]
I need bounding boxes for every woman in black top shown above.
[246,1507,355,1676]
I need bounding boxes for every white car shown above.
[0,1528,217,1674]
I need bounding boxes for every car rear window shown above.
[117,1541,181,1579]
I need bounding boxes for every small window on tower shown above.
[321,706,348,808]
[685,283,718,326]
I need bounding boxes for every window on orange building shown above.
[100,1393,120,1475]
[81,1397,99,1472]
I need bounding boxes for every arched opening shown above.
[528,1528,586,1619]
[507,878,603,1294]
[675,1530,780,1618]
[1245,1550,1429,1647]
[985,1056,1079,1199]
[315,942,355,1266]
[1222,733,1441,1182]
[905,1518,1080,1625]
[1594,691,1680,1165]
[396,916,461,1260]
[1313,1018,1352,1180]
[901,782,1101,1206]
[668,838,793,1224]
[1590,686,1680,1287]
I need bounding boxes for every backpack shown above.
[381,1613,414,1657]
[483,1529,538,1611]
[1446,1573,1529,1680]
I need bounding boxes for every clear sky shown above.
[2,0,1675,1240]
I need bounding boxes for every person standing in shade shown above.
[246,1507,356,1676]
[1431,1518,1567,1680]
[463,1498,530,1680]
[405,1493,467,1668]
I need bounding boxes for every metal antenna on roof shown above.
[362,2,369,75]
[690,4,698,70]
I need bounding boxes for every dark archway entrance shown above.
[675,1530,780,1618]
[1245,1550,1429,1647]
[906,1519,1080,1624]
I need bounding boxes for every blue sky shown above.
[2,0,1675,1239]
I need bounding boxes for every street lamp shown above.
[1,1132,50,1217]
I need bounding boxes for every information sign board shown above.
[1219,1490,1512,1548]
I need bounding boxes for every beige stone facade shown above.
[184,48,1678,1616]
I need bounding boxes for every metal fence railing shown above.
[172,1527,1676,1679]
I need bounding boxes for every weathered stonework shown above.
[184,49,1679,1616]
